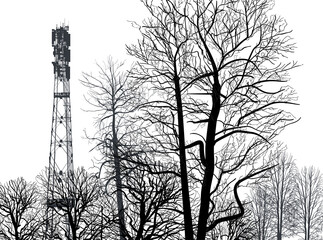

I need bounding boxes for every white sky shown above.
[0,0,322,183]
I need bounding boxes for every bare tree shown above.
[81,58,144,240]
[127,2,197,238]
[127,0,298,239]
[0,177,42,240]
[265,144,297,239]
[210,200,257,240]
[294,166,323,240]
[38,167,103,240]
[248,145,298,240]
[84,188,119,240]
[249,181,275,240]
[81,57,187,239]
[121,157,183,240]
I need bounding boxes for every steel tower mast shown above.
[46,24,74,239]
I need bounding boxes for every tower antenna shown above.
[46,24,74,239]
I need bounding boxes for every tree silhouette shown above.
[127,0,298,238]
[0,178,42,240]
[249,184,275,240]
[266,144,297,239]
[38,167,103,240]
[248,145,297,240]
[209,200,257,240]
[294,166,323,240]
[81,58,144,240]
[122,159,183,240]
[81,58,185,239]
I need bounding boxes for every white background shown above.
[0,0,322,183]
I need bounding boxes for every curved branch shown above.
[185,140,206,166]
[206,165,276,232]
[214,130,268,145]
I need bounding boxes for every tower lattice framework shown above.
[46,24,74,239]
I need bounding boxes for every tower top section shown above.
[52,25,70,80]
[52,25,70,47]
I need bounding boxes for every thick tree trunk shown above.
[195,21,222,238]
[135,202,146,240]
[174,75,194,240]
[12,216,19,240]
[276,198,282,240]
[196,81,220,240]
[72,228,77,240]
[14,227,19,240]
[112,112,126,240]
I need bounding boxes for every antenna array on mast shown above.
[46,24,74,239]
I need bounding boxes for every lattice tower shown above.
[46,24,74,239]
